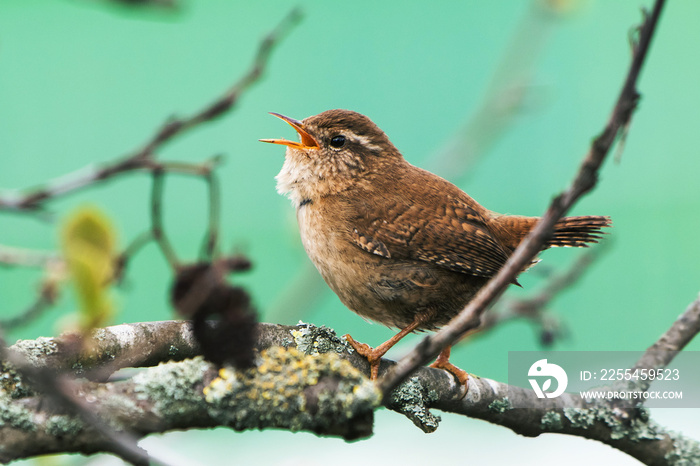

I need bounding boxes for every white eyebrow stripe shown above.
[349,134,382,152]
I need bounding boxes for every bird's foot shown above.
[343,334,384,380]
[429,346,469,398]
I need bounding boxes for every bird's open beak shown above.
[259,113,319,150]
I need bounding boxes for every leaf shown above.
[61,205,117,332]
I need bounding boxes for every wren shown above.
[261,109,610,384]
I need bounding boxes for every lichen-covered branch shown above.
[1,342,379,463]
[8,320,199,379]
[1,331,154,465]
[3,312,699,465]
[433,374,700,466]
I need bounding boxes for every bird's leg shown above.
[429,346,469,389]
[344,317,423,380]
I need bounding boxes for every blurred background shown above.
[1,0,699,464]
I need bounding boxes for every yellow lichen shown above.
[201,345,380,438]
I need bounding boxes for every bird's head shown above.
[261,109,402,207]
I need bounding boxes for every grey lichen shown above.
[70,361,84,375]
[290,322,353,355]
[564,405,663,441]
[45,415,85,437]
[622,417,664,442]
[563,407,596,429]
[665,430,700,466]
[541,411,563,431]
[427,389,438,401]
[388,376,441,433]
[0,392,35,432]
[133,356,209,421]
[11,337,58,367]
[204,346,379,440]
[607,406,663,442]
[96,388,144,431]
[488,397,511,413]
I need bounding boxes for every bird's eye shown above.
[330,135,346,148]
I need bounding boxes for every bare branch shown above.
[378,0,666,396]
[113,231,154,283]
[200,169,221,260]
[431,374,698,466]
[0,8,301,212]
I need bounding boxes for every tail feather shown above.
[488,214,610,282]
[548,216,612,248]
[489,214,611,252]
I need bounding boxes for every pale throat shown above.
[275,149,365,208]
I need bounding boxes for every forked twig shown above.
[0,8,301,213]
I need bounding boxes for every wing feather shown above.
[350,197,510,278]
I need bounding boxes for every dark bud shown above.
[170,261,258,369]
[540,329,555,347]
[223,255,253,273]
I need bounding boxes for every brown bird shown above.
[261,109,610,385]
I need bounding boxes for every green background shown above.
[1,0,698,464]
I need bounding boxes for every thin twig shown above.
[632,295,700,375]
[150,169,180,268]
[102,0,179,10]
[200,169,221,260]
[0,283,58,330]
[0,244,58,268]
[113,230,154,284]
[1,255,64,330]
[379,0,666,396]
